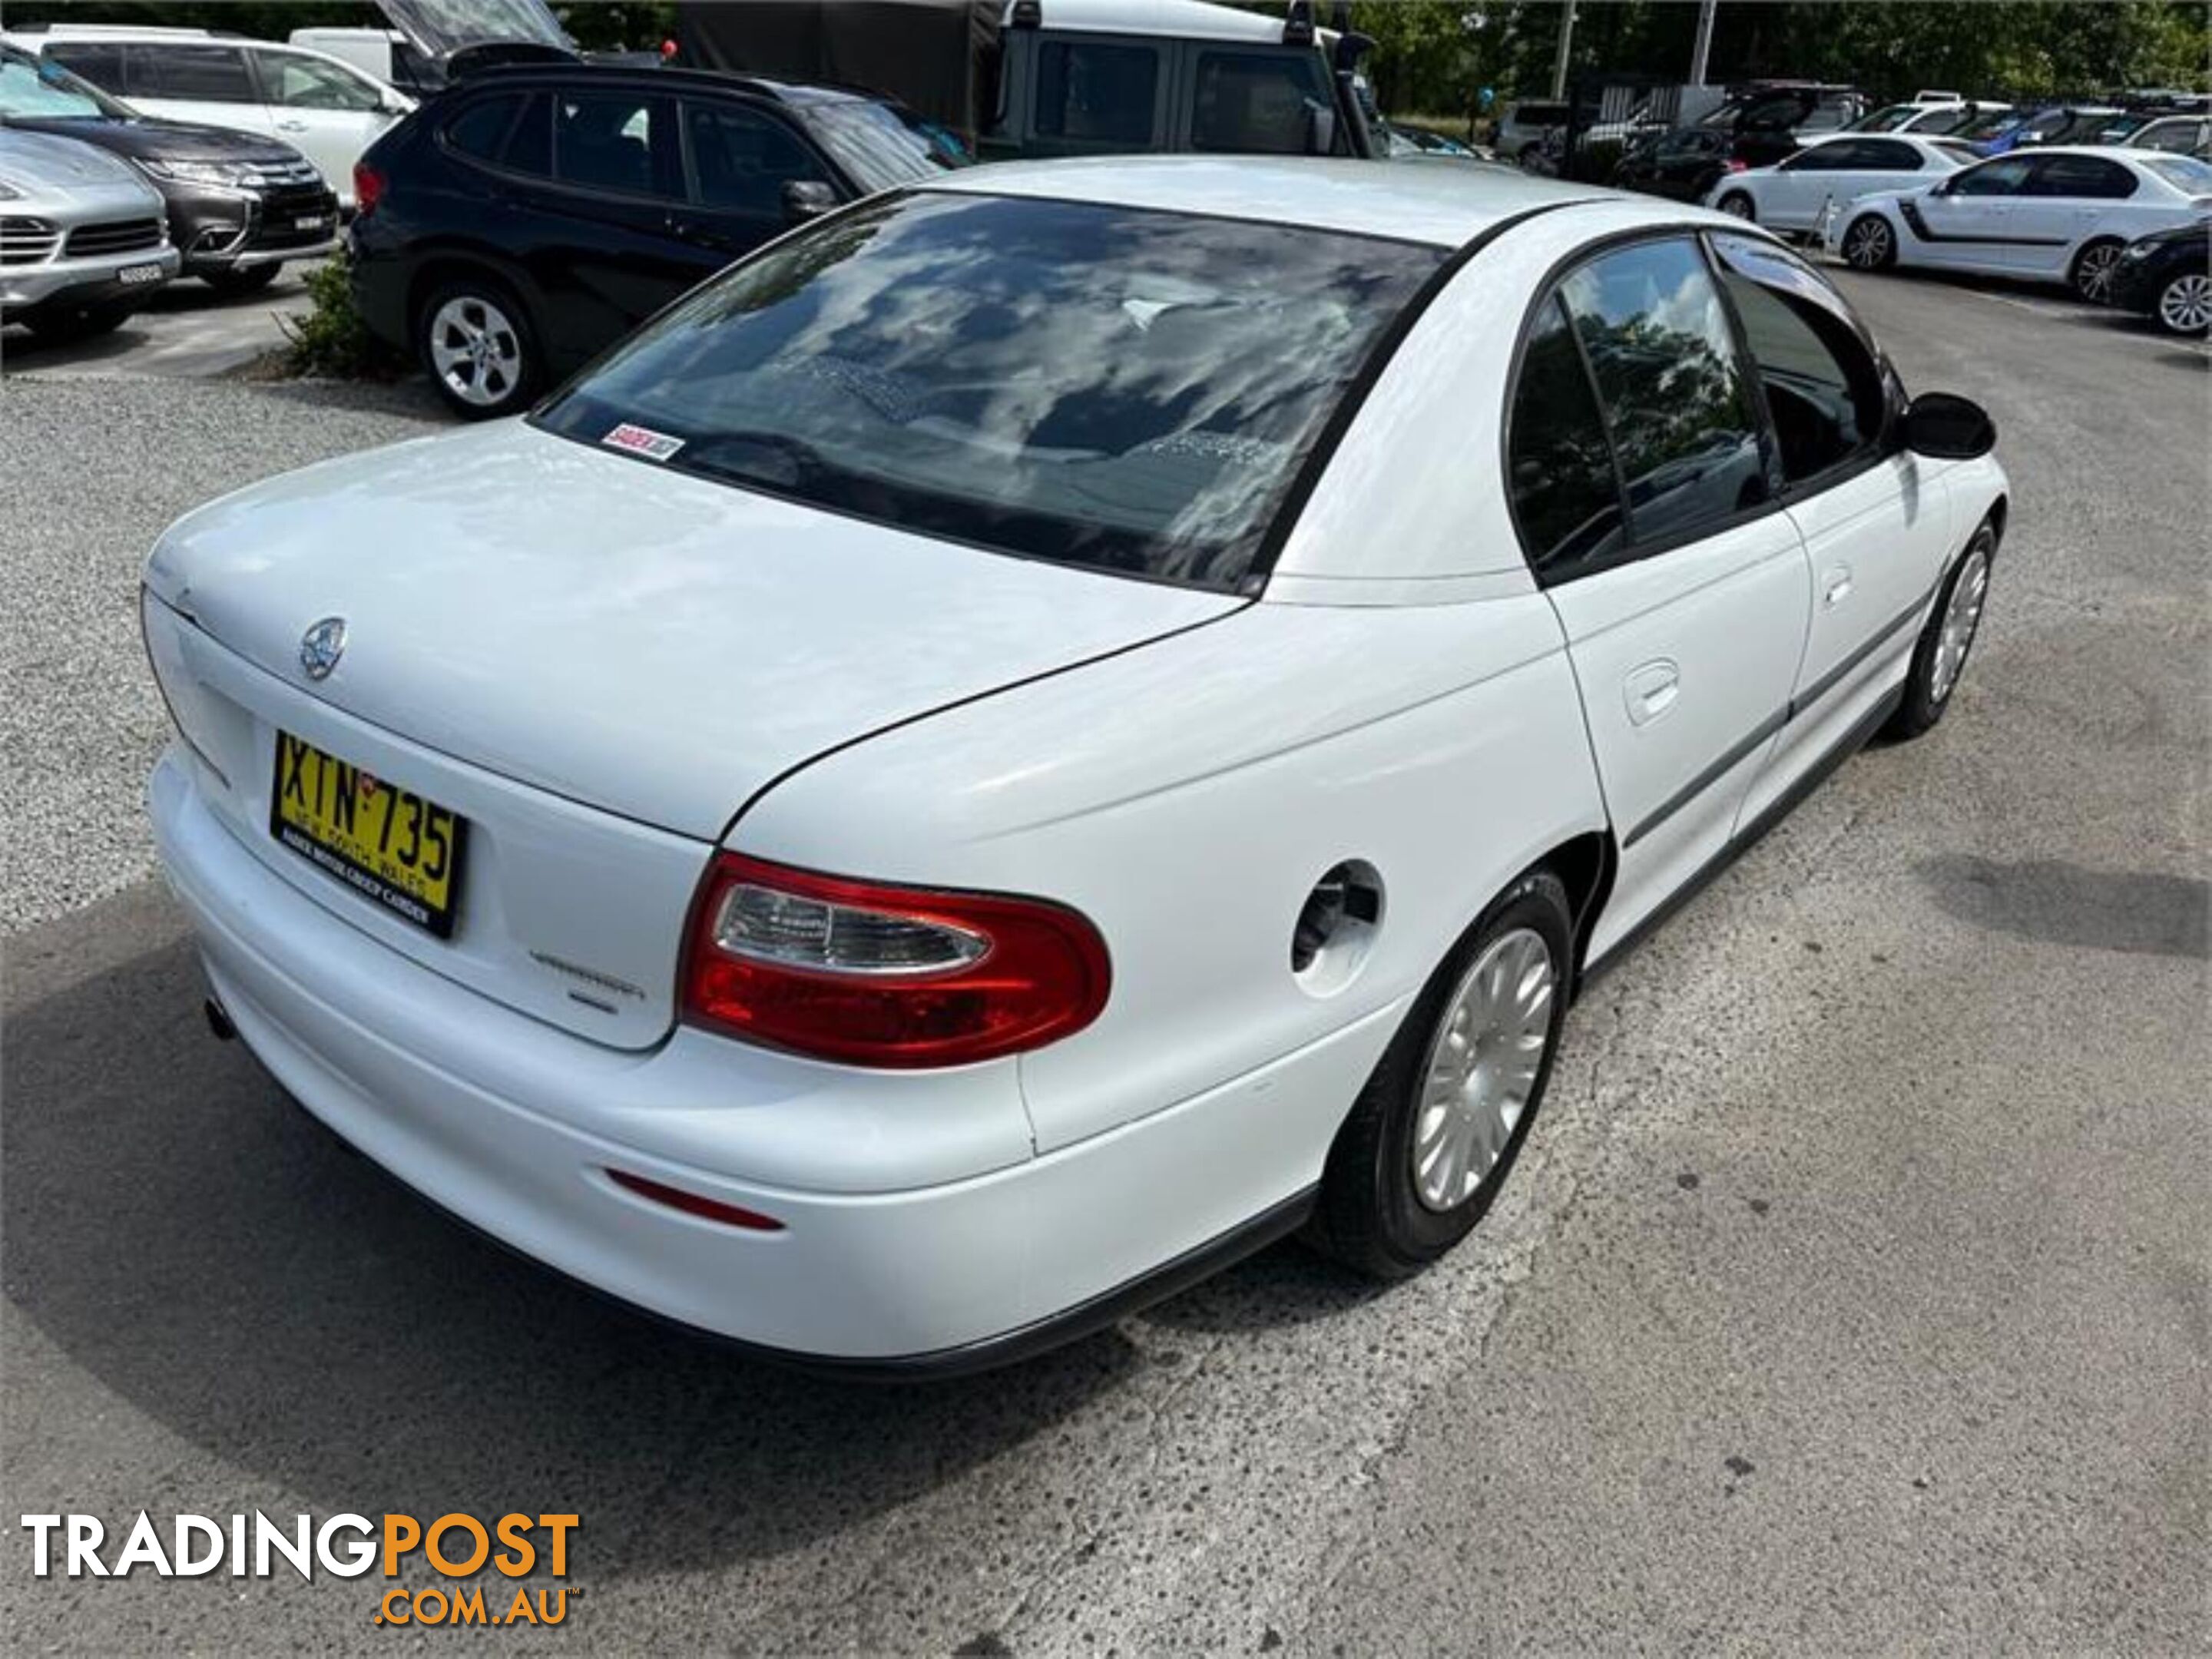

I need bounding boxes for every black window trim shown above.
[1501,224,1792,589]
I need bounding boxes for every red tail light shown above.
[1726,158,1750,172]
[681,854,1111,1068]
[352,162,385,216]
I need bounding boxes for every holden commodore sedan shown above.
[144,157,2007,1375]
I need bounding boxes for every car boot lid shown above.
[145,419,1243,842]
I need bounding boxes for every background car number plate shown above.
[269,730,465,936]
[119,263,164,284]
[295,214,331,231]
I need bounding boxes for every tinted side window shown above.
[1786,142,1856,171]
[444,93,524,163]
[1559,238,1770,547]
[1952,157,2034,196]
[2028,155,2137,199]
[254,50,382,112]
[554,91,680,198]
[1508,296,1625,571]
[1190,49,1330,154]
[129,43,256,102]
[37,41,126,91]
[1713,236,1885,485]
[502,91,553,176]
[1033,41,1157,145]
[685,102,829,215]
[1858,138,1922,169]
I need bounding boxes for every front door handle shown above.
[1624,659,1681,727]
[276,118,309,133]
[1822,566,1854,608]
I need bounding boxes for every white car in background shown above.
[143,158,2007,1373]
[1710,133,1966,233]
[1833,144,2212,303]
[1,25,411,208]
[1853,100,2010,138]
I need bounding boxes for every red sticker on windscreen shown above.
[601,422,686,462]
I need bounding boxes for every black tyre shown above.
[2151,268,2212,336]
[1717,190,1756,222]
[201,263,281,296]
[1309,869,1575,1280]
[1886,519,1997,740]
[416,276,539,420]
[2069,237,2126,305]
[1840,213,1897,272]
[19,302,134,342]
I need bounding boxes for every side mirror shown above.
[380,91,412,116]
[1903,390,1995,459]
[781,178,839,222]
[1304,101,1337,155]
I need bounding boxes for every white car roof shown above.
[920,155,1711,249]
[1006,0,1289,43]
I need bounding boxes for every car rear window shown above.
[2143,154,2212,194]
[535,191,1441,591]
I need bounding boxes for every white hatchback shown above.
[144,158,2008,1375]
[1709,133,1966,234]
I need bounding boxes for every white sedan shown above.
[143,157,2008,1374]
[1707,133,1966,233]
[1832,144,2212,303]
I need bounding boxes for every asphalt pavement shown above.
[1,268,2205,1656]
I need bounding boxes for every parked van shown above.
[2,22,411,207]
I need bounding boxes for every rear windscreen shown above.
[535,191,1441,591]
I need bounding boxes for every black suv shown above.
[0,45,338,294]
[350,64,966,418]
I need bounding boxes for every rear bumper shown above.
[151,747,1382,1370]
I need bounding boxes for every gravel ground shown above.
[0,376,443,930]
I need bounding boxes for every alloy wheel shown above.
[1930,544,1991,704]
[1410,928,1555,1213]
[2157,271,2212,333]
[1720,194,1754,220]
[2073,243,2122,304]
[428,295,524,409]
[1843,217,1892,270]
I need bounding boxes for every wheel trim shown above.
[2075,244,2121,303]
[1930,542,1990,704]
[1410,928,1555,1214]
[428,296,522,407]
[1845,218,1890,267]
[1722,194,1753,218]
[2157,272,2212,331]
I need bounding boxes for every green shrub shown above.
[281,253,400,379]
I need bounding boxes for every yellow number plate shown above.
[269,730,466,937]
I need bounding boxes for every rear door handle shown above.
[1624,659,1681,727]
[276,118,309,132]
[1823,565,1854,608]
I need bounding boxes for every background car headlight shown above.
[137,158,257,189]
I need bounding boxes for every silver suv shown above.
[0,126,178,339]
